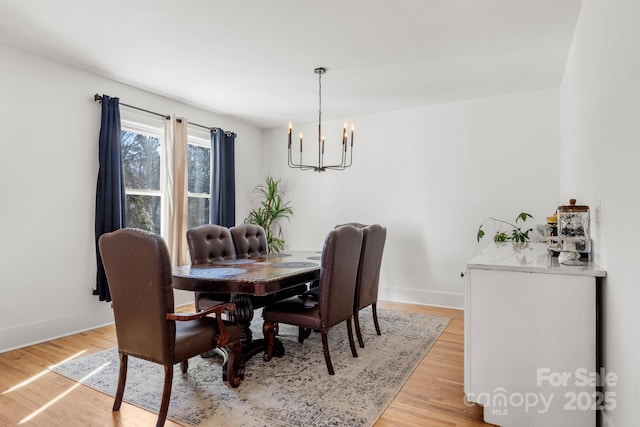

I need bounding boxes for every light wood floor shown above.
[0,301,491,426]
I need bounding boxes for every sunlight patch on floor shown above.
[1,350,88,396]
[19,360,109,424]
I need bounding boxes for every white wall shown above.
[261,88,562,308]
[561,0,640,425]
[0,44,264,353]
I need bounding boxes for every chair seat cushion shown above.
[174,318,240,361]
[262,296,322,329]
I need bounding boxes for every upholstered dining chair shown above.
[304,222,386,347]
[303,222,366,299]
[98,228,242,427]
[351,224,387,347]
[229,223,268,258]
[262,225,363,375]
[186,224,238,311]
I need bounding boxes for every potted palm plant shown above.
[245,175,293,253]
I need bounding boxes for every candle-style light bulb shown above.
[299,133,303,152]
[343,123,347,145]
[350,124,355,146]
[288,122,292,147]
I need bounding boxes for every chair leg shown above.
[320,330,335,375]
[262,321,277,362]
[180,360,188,374]
[346,319,358,358]
[372,302,381,335]
[113,353,128,411]
[353,310,365,348]
[298,326,312,343]
[225,340,242,388]
[157,364,173,427]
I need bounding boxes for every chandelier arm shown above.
[288,144,316,170]
[344,142,353,167]
[344,128,354,167]
[319,135,352,169]
[287,144,295,167]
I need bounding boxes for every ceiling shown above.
[0,0,581,130]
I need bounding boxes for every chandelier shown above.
[288,67,354,172]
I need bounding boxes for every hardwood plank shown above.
[0,301,490,426]
[374,301,488,427]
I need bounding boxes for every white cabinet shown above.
[464,243,605,427]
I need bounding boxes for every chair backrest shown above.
[98,228,174,363]
[335,222,366,229]
[317,225,363,328]
[230,223,268,258]
[355,224,387,310]
[186,224,237,264]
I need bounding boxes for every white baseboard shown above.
[0,290,204,354]
[378,286,464,309]
[0,305,115,354]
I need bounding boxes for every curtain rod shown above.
[176,118,236,137]
[94,93,170,120]
[93,93,236,137]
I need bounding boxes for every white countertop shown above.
[467,242,606,277]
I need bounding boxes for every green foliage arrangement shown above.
[477,212,534,243]
[245,175,293,254]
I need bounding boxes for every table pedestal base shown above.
[205,294,285,381]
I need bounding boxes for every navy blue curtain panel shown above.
[210,128,236,227]
[94,95,126,302]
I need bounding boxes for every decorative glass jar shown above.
[557,199,590,263]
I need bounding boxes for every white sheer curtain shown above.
[165,117,189,265]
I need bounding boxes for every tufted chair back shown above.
[185,224,237,311]
[335,222,366,229]
[186,224,237,264]
[230,224,268,258]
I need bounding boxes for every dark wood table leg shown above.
[228,294,255,348]
[214,294,284,381]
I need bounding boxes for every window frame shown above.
[186,126,212,228]
[120,112,167,237]
[119,111,214,238]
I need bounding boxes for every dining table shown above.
[172,250,321,378]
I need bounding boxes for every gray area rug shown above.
[50,308,450,426]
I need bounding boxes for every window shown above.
[187,129,211,228]
[120,111,212,239]
[121,121,163,235]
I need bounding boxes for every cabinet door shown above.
[465,268,596,427]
